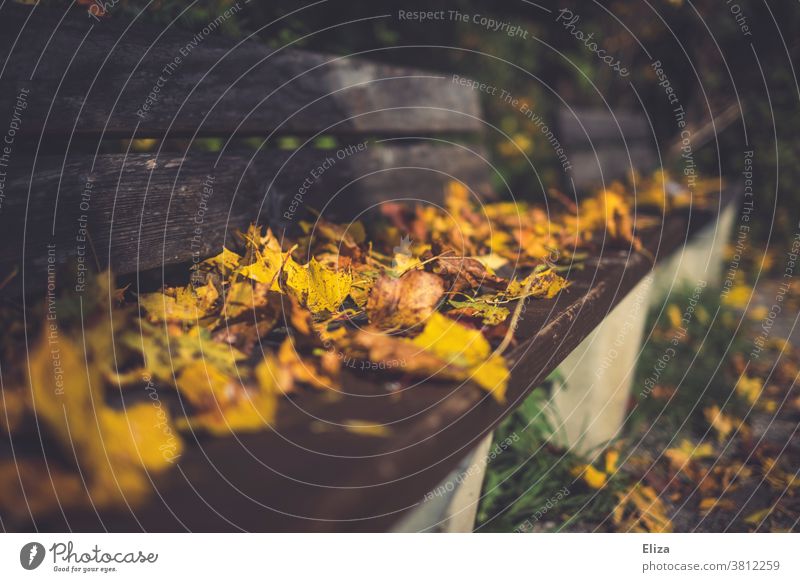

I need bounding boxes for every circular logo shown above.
[20,542,46,570]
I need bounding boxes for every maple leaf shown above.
[285,258,352,314]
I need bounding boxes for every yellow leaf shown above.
[139,285,217,323]
[506,268,568,300]
[176,361,236,409]
[28,328,180,507]
[614,484,673,532]
[664,438,714,472]
[473,253,509,271]
[744,507,772,526]
[605,449,620,474]
[289,258,352,314]
[176,388,277,436]
[572,464,607,489]
[666,304,682,329]
[412,313,509,402]
[722,284,752,309]
[703,405,737,442]
[736,374,761,404]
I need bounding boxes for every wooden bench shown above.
[0,5,738,532]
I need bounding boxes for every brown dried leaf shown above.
[367,270,445,330]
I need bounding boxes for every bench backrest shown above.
[0,4,492,286]
[558,107,658,192]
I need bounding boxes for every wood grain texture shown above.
[0,4,482,138]
[0,142,495,289]
[3,190,739,533]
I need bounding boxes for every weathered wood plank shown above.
[558,108,659,189]
[3,190,738,532]
[558,107,653,144]
[0,4,482,138]
[0,143,495,287]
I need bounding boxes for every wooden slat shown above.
[558,108,659,190]
[568,148,658,190]
[2,190,739,532]
[0,4,481,138]
[0,143,495,286]
[558,108,653,144]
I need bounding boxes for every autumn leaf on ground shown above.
[612,484,673,533]
[367,270,444,330]
[735,374,762,404]
[571,464,608,489]
[664,439,715,475]
[722,283,752,309]
[703,405,740,442]
[744,507,772,527]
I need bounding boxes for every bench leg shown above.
[547,274,654,456]
[393,433,493,532]
[547,201,738,456]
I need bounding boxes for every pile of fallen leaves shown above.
[0,178,655,520]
